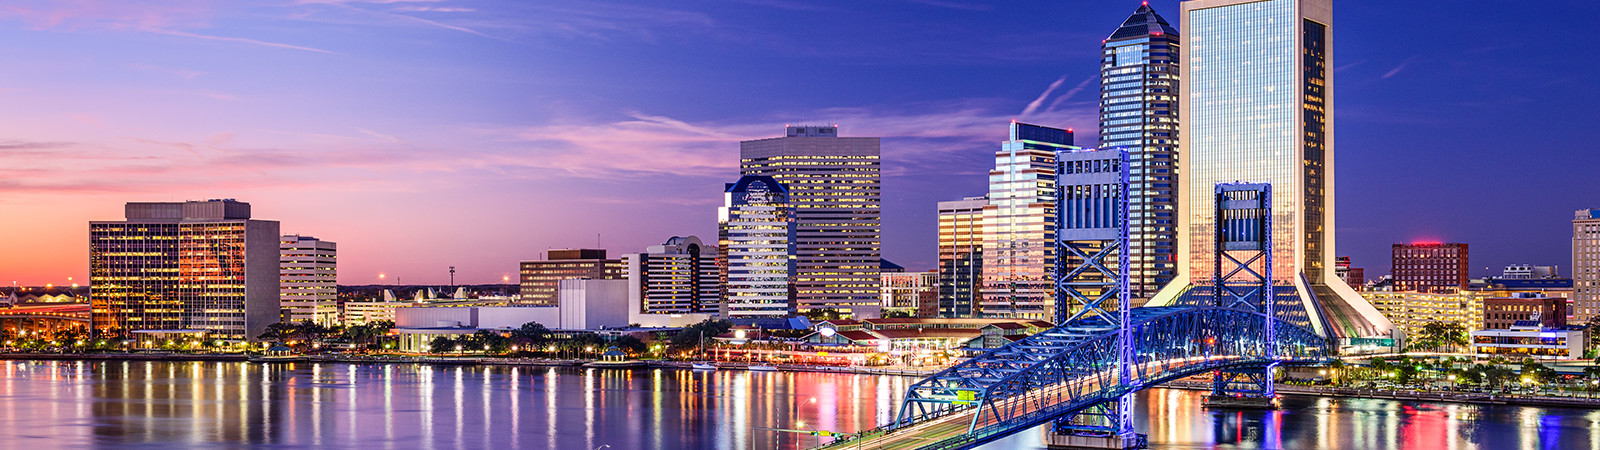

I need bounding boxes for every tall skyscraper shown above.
[518,250,623,306]
[983,122,1076,320]
[1391,242,1469,293]
[1100,2,1181,299]
[718,175,797,317]
[1573,209,1600,323]
[1150,0,1395,344]
[623,235,719,315]
[937,195,988,318]
[90,200,281,341]
[280,235,337,326]
[739,125,881,316]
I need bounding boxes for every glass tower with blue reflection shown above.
[1149,0,1395,346]
[1100,3,1181,299]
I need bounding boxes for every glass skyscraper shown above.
[937,195,987,318]
[1100,3,1180,300]
[983,122,1076,320]
[718,175,798,318]
[1149,0,1394,345]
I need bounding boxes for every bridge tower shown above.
[1205,183,1279,408]
[1049,148,1143,447]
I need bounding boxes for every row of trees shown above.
[424,322,647,357]
[257,320,395,350]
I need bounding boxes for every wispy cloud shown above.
[1382,56,1418,79]
[0,1,335,53]
[1020,76,1066,117]
[145,28,335,53]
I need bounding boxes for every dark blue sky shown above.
[2,0,1596,284]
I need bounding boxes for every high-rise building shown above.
[280,235,337,326]
[1149,0,1395,345]
[518,249,623,306]
[1100,3,1181,299]
[739,126,880,316]
[90,200,281,341]
[983,121,1076,320]
[718,175,797,318]
[1391,242,1469,293]
[1574,209,1600,323]
[623,236,719,315]
[937,195,988,318]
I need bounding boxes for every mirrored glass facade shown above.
[982,122,1075,320]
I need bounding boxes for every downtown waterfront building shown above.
[622,235,720,315]
[90,200,281,341]
[518,249,623,306]
[718,175,797,318]
[739,126,881,317]
[1574,209,1600,323]
[1100,3,1181,300]
[1148,0,1395,348]
[280,235,337,326]
[982,122,1076,320]
[937,195,988,318]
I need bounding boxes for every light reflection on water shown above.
[0,360,1596,449]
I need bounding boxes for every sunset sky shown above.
[2,0,1597,286]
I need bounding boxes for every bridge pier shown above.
[1042,431,1147,449]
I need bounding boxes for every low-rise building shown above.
[881,270,938,318]
[804,317,1052,351]
[1471,320,1586,359]
[1484,293,1567,330]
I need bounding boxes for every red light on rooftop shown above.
[1153,32,1163,36]
[1010,118,1017,123]
[1067,128,1074,132]
[1142,0,1149,5]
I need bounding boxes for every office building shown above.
[937,196,987,318]
[90,200,281,341]
[622,235,719,315]
[983,122,1076,320]
[740,125,881,316]
[1574,209,1600,323]
[1100,3,1181,299]
[1484,293,1567,330]
[280,235,337,326]
[882,270,938,317]
[1392,242,1469,293]
[518,249,623,306]
[718,175,797,318]
[1149,0,1395,347]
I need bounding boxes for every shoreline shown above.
[11,353,1595,409]
[0,353,935,376]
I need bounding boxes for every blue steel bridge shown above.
[815,154,1334,450]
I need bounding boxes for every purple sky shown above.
[1,0,1597,286]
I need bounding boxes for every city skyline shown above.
[3,1,1598,286]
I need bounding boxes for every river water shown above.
[0,360,1594,449]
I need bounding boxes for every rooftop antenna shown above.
[449,266,456,287]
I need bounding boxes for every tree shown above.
[512,322,552,344]
[1410,321,1468,352]
[803,308,842,321]
[884,310,913,319]
[429,336,455,354]
[613,335,647,355]
[669,319,733,353]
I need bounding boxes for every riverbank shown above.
[0,352,936,376]
[1163,380,1600,409]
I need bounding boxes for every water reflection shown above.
[0,361,1596,449]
